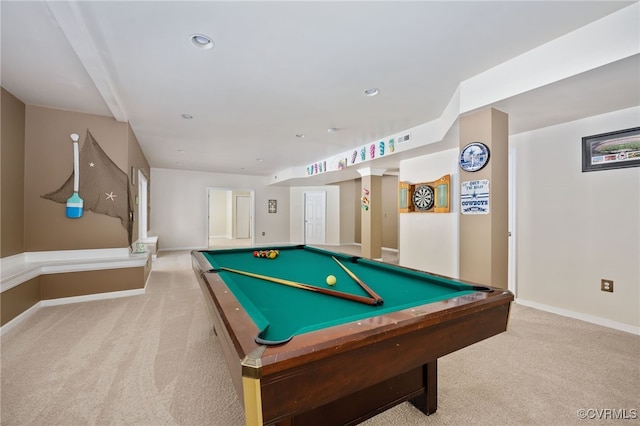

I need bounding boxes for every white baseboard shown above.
[41,288,145,307]
[1,288,146,336]
[338,242,398,253]
[160,242,295,252]
[159,246,208,252]
[515,298,640,335]
[0,302,41,336]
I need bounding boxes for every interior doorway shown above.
[208,188,254,248]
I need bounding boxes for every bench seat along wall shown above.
[1,262,151,328]
[1,88,152,329]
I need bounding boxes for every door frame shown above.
[207,187,255,247]
[508,147,517,296]
[137,170,148,240]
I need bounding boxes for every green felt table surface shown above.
[202,245,476,344]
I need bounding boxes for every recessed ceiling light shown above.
[363,88,379,97]
[256,158,264,162]
[190,33,214,50]
[296,134,305,138]
[181,114,193,119]
[177,149,185,153]
[327,127,338,133]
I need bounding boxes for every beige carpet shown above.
[1,251,638,425]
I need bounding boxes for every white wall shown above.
[511,107,639,330]
[397,107,639,332]
[399,148,459,277]
[151,168,290,250]
[289,185,341,245]
[208,189,228,238]
[151,108,639,332]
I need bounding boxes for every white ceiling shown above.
[2,1,638,185]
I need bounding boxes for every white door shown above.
[304,191,326,244]
[235,195,251,239]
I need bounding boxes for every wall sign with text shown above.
[461,179,489,215]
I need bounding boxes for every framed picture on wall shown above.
[582,127,640,172]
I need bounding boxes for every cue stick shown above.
[219,267,379,306]
[332,256,384,305]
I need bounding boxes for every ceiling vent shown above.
[397,133,411,144]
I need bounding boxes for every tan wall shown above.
[1,97,152,327]
[354,178,362,243]
[0,261,150,327]
[1,88,26,257]
[24,106,135,251]
[337,180,357,244]
[459,108,509,289]
[40,267,147,300]
[360,174,383,258]
[0,277,40,326]
[341,176,396,249]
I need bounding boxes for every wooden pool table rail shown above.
[191,249,513,426]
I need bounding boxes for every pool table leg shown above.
[409,360,437,415]
[242,375,263,426]
[242,346,267,426]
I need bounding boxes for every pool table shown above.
[191,245,513,426]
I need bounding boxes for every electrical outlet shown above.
[601,279,614,292]
[262,231,265,236]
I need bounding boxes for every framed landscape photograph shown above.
[582,127,640,172]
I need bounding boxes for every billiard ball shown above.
[326,275,336,286]
[253,251,259,257]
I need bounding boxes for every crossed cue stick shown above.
[220,258,383,306]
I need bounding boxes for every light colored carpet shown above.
[1,250,638,425]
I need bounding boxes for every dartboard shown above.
[412,184,434,211]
